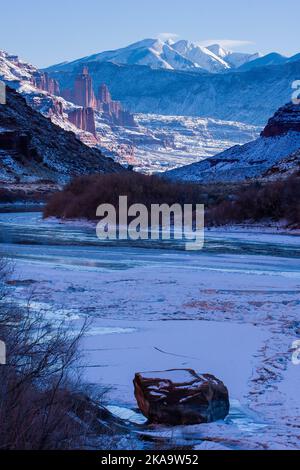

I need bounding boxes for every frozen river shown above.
[0,211,299,450]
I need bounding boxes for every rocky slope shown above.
[0,50,139,163]
[261,149,300,181]
[47,59,300,126]
[262,102,300,137]
[0,50,100,145]
[0,51,135,143]
[164,102,300,184]
[0,86,124,184]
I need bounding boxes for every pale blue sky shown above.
[0,0,299,67]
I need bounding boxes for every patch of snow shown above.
[95,112,259,173]
[194,442,231,450]
[166,131,300,183]
[1,211,300,449]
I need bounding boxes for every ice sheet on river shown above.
[0,211,299,449]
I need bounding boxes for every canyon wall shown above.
[68,107,96,136]
[62,68,136,128]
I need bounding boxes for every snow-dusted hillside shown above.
[0,87,124,184]
[0,50,98,146]
[262,149,300,181]
[2,49,298,179]
[238,52,300,72]
[96,113,259,173]
[46,38,260,74]
[165,102,300,184]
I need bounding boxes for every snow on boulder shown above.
[134,369,230,426]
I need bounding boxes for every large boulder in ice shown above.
[134,369,229,426]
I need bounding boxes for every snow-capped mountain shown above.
[46,38,260,74]
[164,102,300,183]
[206,44,260,68]
[170,40,230,72]
[238,52,288,72]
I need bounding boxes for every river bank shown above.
[0,210,299,450]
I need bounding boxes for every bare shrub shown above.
[208,176,300,227]
[43,172,203,221]
[0,260,117,450]
[44,171,300,228]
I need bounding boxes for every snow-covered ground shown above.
[166,129,300,183]
[0,211,299,450]
[95,113,260,173]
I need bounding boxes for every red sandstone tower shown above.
[32,72,60,96]
[73,67,96,108]
[64,68,136,132]
[68,107,96,136]
[98,84,112,104]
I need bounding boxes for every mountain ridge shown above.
[45,38,260,74]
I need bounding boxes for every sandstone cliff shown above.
[0,86,125,184]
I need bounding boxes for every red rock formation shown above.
[98,83,111,104]
[117,109,137,127]
[73,67,97,108]
[61,88,73,102]
[61,69,136,133]
[48,98,64,117]
[68,107,96,136]
[0,86,124,184]
[261,102,300,138]
[32,72,60,96]
[97,83,136,127]
[134,369,230,426]
[24,90,65,120]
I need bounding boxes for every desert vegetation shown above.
[0,258,124,450]
[43,172,205,220]
[44,172,300,228]
[208,176,300,228]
